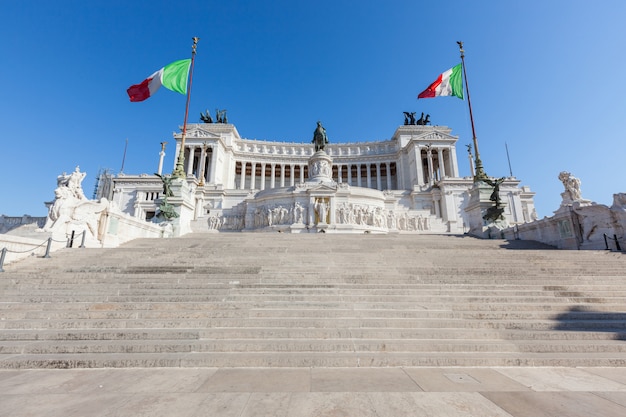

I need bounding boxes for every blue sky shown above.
[1,0,625,218]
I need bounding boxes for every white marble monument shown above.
[41,166,109,244]
[95,120,538,235]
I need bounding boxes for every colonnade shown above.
[183,145,217,184]
[178,141,457,192]
[236,161,305,190]
[235,161,397,191]
[418,147,458,186]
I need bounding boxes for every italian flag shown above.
[418,63,464,99]
[127,59,191,102]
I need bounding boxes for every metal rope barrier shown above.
[0,237,53,272]
[0,230,85,271]
[1,239,49,254]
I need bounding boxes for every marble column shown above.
[260,163,266,190]
[199,146,207,183]
[438,148,446,179]
[280,164,285,187]
[239,161,246,190]
[250,162,257,190]
[427,149,434,186]
[375,163,381,190]
[397,155,405,189]
[270,163,276,188]
[347,164,352,185]
[385,162,392,190]
[187,145,195,176]
[366,163,372,188]
[209,146,218,183]
[157,146,166,176]
[357,164,362,187]
[415,146,424,186]
[450,145,459,177]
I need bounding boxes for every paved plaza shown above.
[2,366,626,416]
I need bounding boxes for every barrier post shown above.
[0,247,6,272]
[79,231,86,248]
[615,234,622,252]
[43,237,52,258]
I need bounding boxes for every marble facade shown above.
[98,123,537,234]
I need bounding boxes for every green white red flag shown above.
[418,63,464,99]
[127,59,191,102]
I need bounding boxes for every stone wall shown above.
[0,215,46,234]
[99,209,169,247]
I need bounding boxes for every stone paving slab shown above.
[1,367,626,416]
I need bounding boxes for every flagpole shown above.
[172,37,199,179]
[505,142,513,177]
[120,138,128,174]
[457,41,488,181]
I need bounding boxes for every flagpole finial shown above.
[457,41,464,57]
[191,37,200,54]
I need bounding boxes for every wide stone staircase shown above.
[1,233,625,368]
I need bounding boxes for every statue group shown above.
[559,171,583,202]
[42,166,109,239]
[154,173,179,220]
[200,108,228,124]
[484,177,506,208]
[482,177,507,224]
[403,112,431,126]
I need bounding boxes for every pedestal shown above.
[307,151,334,184]
[167,178,195,237]
[465,182,509,238]
[554,192,593,215]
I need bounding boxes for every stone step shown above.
[197,328,626,341]
[2,233,625,369]
[2,307,625,321]
[8,268,614,282]
[2,338,625,355]
[6,257,625,268]
[1,301,625,313]
[2,317,626,331]
[3,292,625,304]
[0,280,626,297]
[2,327,624,342]
[10,253,625,262]
[2,351,626,369]
[8,267,625,276]
[3,289,624,303]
